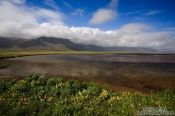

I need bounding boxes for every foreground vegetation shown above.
[0,74,174,115]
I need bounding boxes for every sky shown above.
[0,0,175,51]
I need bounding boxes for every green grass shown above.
[0,50,172,59]
[0,74,174,115]
[0,50,131,59]
[0,50,66,59]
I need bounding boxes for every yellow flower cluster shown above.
[0,96,5,101]
[18,97,31,105]
[56,82,63,88]
[155,101,161,106]
[107,96,121,104]
[122,92,130,96]
[11,92,17,97]
[18,80,27,86]
[47,96,54,102]
[99,89,108,98]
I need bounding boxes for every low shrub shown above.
[0,74,174,116]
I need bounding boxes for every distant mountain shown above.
[101,46,157,52]
[0,36,25,49]
[0,36,157,52]
[0,36,104,51]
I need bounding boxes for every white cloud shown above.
[89,9,116,24]
[109,0,118,9]
[63,1,74,10]
[11,0,25,4]
[44,0,59,10]
[89,0,118,25]
[72,8,84,17]
[0,0,175,51]
[0,0,63,37]
[145,10,161,16]
[165,27,175,32]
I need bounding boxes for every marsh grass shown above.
[0,51,64,59]
[0,74,174,115]
[0,50,169,59]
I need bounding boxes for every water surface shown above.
[1,54,175,92]
[9,54,175,63]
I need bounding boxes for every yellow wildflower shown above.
[47,96,54,102]
[0,96,5,101]
[108,96,121,105]
[99,89,108,98]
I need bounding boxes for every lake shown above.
[1,54,175,92]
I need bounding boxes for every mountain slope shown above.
[0,36,157,52]
[0,37,25,49]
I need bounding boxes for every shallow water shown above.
[1,54,175,92]
[9,54,175,63]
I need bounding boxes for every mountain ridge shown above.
[0,36,157,52]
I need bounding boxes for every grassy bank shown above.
[0,50,66,59]
[0,50,124,59]
[0,74,174,115]
[0,50,173,59]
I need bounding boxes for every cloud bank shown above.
[0,0,175,51]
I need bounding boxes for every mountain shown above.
[0,36,25,49]
[0,36,157,52]
[0,36,104,51]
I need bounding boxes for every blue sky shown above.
[26,0,175,30]
[0,0,175,51]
